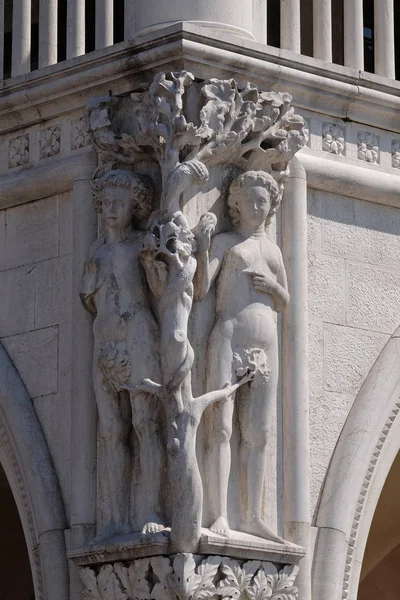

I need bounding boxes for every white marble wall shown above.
[307,190,400,515]
[0,192,73,518]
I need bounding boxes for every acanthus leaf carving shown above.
[114,559,151,600]
[218,559,261,599]
[80,556,300,600]
[81,565,128,600]
[262,563,299,600]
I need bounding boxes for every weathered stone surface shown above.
[35,256,72,328]
[3,197,59,269]
[308,253,345,324]
[2,326,58,397]
[34,392,72,516]
[323,324,389,395]
[0,265,35,336]
[347,262,400,334]
[322,193,400,270]
[0,210,5,263]
[59,193,73,256]
[309,390,355,514]
[308,323,324,394]
[307,190,322,252]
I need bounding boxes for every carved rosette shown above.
[9,134,29,168]
[392,140,400,169]
[357,132,379,164]
[322,123,345,155]
[80,554,299,600]
[40,125,61,158]
[71,117,91,150]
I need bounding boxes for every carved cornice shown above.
[0,23,398,136]
[0,148,96,210]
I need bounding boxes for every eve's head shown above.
[93,170,153,230]
[228,171,281,231]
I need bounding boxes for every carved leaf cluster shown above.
[80,555,299,600]
[194,81,306,172]
[233,348,271,388]
[86,71,307,187]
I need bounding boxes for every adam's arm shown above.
[80,239,103,315]
[80,259,98,315]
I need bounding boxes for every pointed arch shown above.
[312,327,400,600]
[0,341,69,600]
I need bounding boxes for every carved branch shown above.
[86,72,307,214]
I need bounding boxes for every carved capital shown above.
[80,554,300,600]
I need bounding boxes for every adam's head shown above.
[93,170,153,230]
[228,171,281,231]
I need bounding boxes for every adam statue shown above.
[80,170,164,539]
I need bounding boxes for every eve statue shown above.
[194,171,290,542]
[80,170,165,539]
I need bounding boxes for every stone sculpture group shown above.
[82,71,307,553]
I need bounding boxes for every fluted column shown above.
[96,0,113,49]
[39,0,58,68]
[134,0,254,40]
[281,0,301,53]
[344,0,363,69]
[374,0,395,79]
[313,0,332,62]
[11,0,31,77]
[67,0,85,59]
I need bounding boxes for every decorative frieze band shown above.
[80,554,300,600]
[5,119,400,172]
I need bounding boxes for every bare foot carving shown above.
[210,516,231,537]
[141,521,167,535]
[241,519,284,544]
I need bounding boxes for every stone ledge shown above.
[0,22,398,136]
[68,529,305,566]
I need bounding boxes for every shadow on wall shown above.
[357,452,400,600]
[0,462,34,600]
